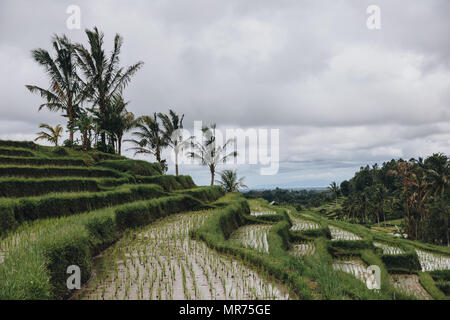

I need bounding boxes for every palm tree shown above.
[34,123,63,146]
[424,153,449,244]
[188,124,237,186]
[125,114,168,171]
[217,170,248,192]
[74,27,143,147]
[103,94,134,155]
[328,181,340,208]
[72,110,94,151]
[425,153,449,198]
[26,35,85,143]
[388,161,415,238]
[158,109,185,176]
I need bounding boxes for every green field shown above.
[0,141,449,300]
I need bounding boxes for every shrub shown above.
[89,150,124,162]
[42,230,91,299]
[85,215,118,255]
[52,147,69,156]
[176,175,196,189]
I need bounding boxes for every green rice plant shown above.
[0,165,123,178]
[174,185,225,202]
[0,140,38,149]
[0,184,165,234]
[0,156,87,167]
[0,147,34,157]
[0,177,100,197]
[96,159,162,177]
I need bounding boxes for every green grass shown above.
[96,159,162,176]
[0,184,166,234]
[0,185,225,299]
[0,147,34,157]
[192,195,313,299]
[0,165,124,178]
[0,155,88,167]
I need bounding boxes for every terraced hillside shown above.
[287,205,450,300]
[0,140,224,299]
[1,140,448,300]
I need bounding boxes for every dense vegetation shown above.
[0,140,224,299]
[244,188,332,209]
[335,154,449,245]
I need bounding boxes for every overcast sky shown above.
[1,0,449,188]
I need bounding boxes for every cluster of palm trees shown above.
[28,28,248,187]
[126,118,241,185]
[27,28,142,154]
[125,110,185,174]
[338,153,449,245]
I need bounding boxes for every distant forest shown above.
[243,188,332,209]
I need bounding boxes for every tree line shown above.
[244,188,332,209]
[334,154,449,245]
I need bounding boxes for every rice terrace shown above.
[0,140,448,301]
[0,1,449,312]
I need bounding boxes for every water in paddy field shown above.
[389,274,432,300]
[415,249,450,272]
[228,224,272,254]
[332,258,370,283]
[329,226,362,241]
[250,210,277,217]
[373,242,405,255]
[290,218,320,231]
[290,242,315,256]
[79,211,290,300]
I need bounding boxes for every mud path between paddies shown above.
[79,210,291,300]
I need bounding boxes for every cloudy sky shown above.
[0,0,449,188]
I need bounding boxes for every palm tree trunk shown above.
[175,151,179,176]
[210,166,215,186]
[68,98,74,143]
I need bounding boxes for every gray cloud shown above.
[0,0,449,188]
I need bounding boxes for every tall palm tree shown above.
[74,27,143,147]
[187,124,237,186]
[425,153,449,198]
[101,94,134,155]
[388,161,415,238]
[34,123,63,146]
[125,114,168,171]
[423,153,449,244]
[158,109,185,176]
[217,170,248,192]
[26,35,84,143]
[328,181,340,208]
